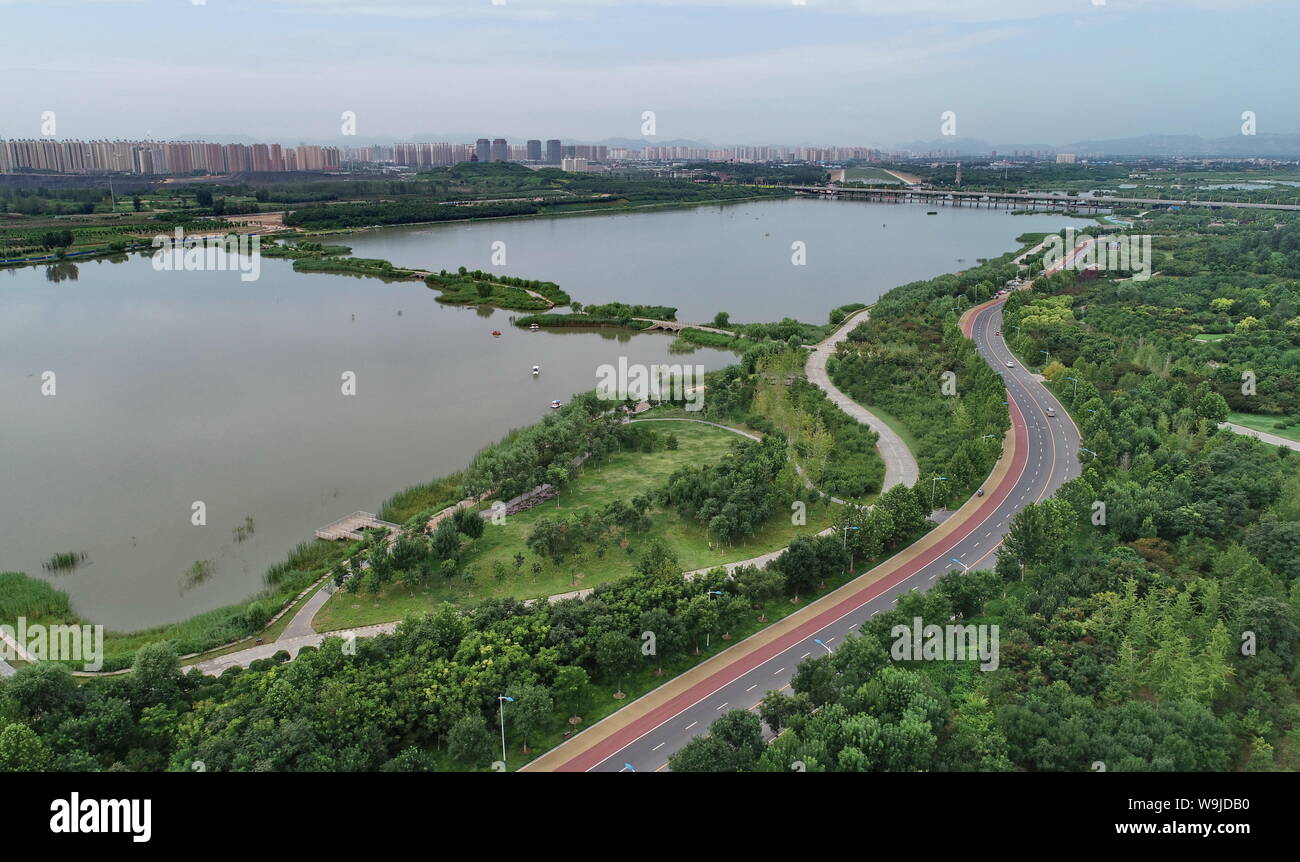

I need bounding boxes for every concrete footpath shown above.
[1221,422,1300,452]
[805,306,920,490]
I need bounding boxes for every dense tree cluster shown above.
[658,435,795,544]
[677,213,1300,772]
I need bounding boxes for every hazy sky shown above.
[1,0,1295,145]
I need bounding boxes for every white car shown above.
[1005,361,1015,368]
[1046,407,1056,417]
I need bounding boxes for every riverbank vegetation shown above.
[0,538,354,673]
[424,268,568,310]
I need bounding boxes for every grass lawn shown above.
[313,420,838,631]
[1227,411,1300,444]
[1195,333,1229,342]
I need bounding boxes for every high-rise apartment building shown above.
[526,139,542,161]
[491,138,508,162]
[476,138,491,162]
[546,139,561,165]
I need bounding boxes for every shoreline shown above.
[4,205,1058,660]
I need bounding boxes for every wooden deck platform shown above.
[314,511,400,541]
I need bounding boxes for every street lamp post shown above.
[497,695,514,769]
[930,474,948,510]
[1065,376,1078,403]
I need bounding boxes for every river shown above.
[338,197,1086,322]
[0,197,1084,629]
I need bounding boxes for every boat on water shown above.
[532,366,540,376]
[491,330,502,337]
[926,211,938,215]
[550,399,562,409]
[529,323,540,331]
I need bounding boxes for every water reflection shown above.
[44,261,79,283]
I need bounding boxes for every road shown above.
[805,306,919,491]
[522,296,1081,772]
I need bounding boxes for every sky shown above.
[1,0,1296,146]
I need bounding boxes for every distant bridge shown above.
[786,185,1300,213]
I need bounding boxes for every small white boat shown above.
[529,323,540,331]
[550,399,562,409]
[532,366,540,376]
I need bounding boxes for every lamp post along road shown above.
[498,695,514,769]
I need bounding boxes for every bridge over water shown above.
[787,185,1300,213]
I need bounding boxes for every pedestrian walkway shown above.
[805,306,919,490]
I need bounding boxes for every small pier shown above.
[314,511,400,541]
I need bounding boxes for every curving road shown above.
[521,296,1081,772]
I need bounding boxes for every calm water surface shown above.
[1,198,1084,629]
[0,255,731,629]
[340,197,1088,322]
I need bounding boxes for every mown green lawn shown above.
[1227,411,1300,444]
[314,420,837,631]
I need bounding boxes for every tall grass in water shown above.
[42,551,87,572]
[233,515,256,543]
[182,559,215,592]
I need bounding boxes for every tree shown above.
[633,538,678,578]
[595,631,639,697]
[758,690,801,735]
[7,662,77,722]
[430,518,461,561]
[774,535,848,597]
[453,506,484,539]
[551,666,590,720]
[447,713,494,767]
[669,710,764,772]
[876,483,927,544]
[677,593,719,654]
[1196,391,1230,424]
[734,565,785,616]
[504,683,553,753]
[637,607,685,674]
[128,644,182,712]
[0,723,50,772]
